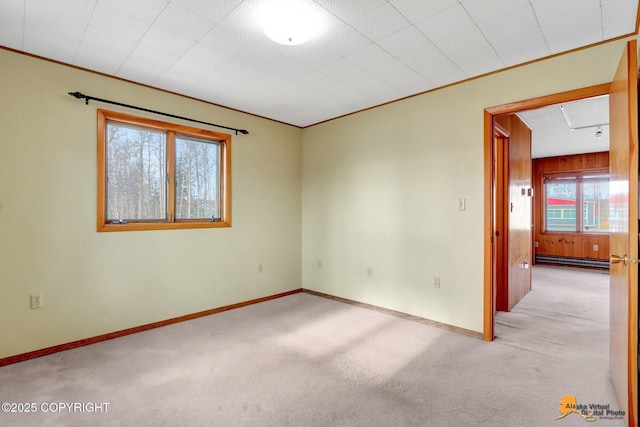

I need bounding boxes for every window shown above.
[543,172,609,233]
[97,110,231,231]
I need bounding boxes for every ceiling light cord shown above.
[67,92,249,135]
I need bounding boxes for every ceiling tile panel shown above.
[106,0,169,22]
[342,71,402,104]
[601,0,638,39]
[531,0,602,53]
[518,96,610,158]
[218,58,289,89]
[154,58,215,92]
[23,0,96,61]
[415,4,505,76]
[182,42,234,68]
[388,0,458,23]
[290,70,335,90]
[170,0,244,24]
[198,1,263,57]
[314,0,387,22]
[488,28,550,67]
[462,0,549,66]
[0,0,25,49]
[87,1,150,41]
[318,13,374,56]
[348,3,410,42]
[154,2,217,41]
[74,34,138,74]
[116,43,179,83]
[278,42,340,70]
[235,40,312,82]
[377,25,465,86]
[318,58,363,81]
[142,24,196,57]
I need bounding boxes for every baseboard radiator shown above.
[535,255,609,269]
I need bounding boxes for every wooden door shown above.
[494,134,509,312]
[609,39,638,427]
[496,114,533,310]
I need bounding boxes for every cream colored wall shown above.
[0,49,302,358]
[301,37,634,332]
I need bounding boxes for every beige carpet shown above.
[0,265,624,426]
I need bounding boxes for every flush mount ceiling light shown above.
[261,0,324,46]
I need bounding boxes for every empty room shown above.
[0,1,638,426]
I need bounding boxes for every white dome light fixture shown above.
[262,0,323,46]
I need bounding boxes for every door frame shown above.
[483,83,611,341]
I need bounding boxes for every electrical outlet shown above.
[457,198,466,211]
[257,263,263,273]
[367,267,373,278]
[534,241,539,248]
[30,294,43,309]
[593,244,599,251]
[433,276,440,288]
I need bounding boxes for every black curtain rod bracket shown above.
[68,91,249,135]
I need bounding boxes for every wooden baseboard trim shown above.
[0,289,302,367]
[302,289,484,340]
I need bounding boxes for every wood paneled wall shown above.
[532,151,610,261]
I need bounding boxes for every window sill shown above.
[540,231,609,236]
[98,221,231,232]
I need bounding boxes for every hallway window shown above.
[543,173,609,233]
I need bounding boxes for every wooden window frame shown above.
[97,109,231,232]
[541,170,608,235]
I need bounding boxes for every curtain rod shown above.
[68,91,249,135]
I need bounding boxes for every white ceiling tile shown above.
[87,2,150,41]
[349,3,410,42]
[182,42,234,68]
[561,95,609,128]
[154,58,215,91]
[142,24,195,57]
[365,56,430,94]
[171,0,244,24]
[540,14,602,53]
[198,1,263,56]
[23,0,96,60]
[601,0,637,39]
[345,43,394,71]
[318,58,363,81]
[314,0,387,21]
[0,0,25,49]
[531,0,602,53]
[74,34,138,74]
[461,0,549,66]
[106,0,169,22]
[489,29,550,67]
[388,0,458,23]
[519,96,610,158]
[462,0,530,21]
[378,25,465,86]
[290,70,335,89]
[116,43,179,83]
[415,4,505,76]
[154,2,217,41]
[278,43,340,70]
[320,14,372,56]
[342,71,402,104]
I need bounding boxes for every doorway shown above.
[483,83,611,340]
